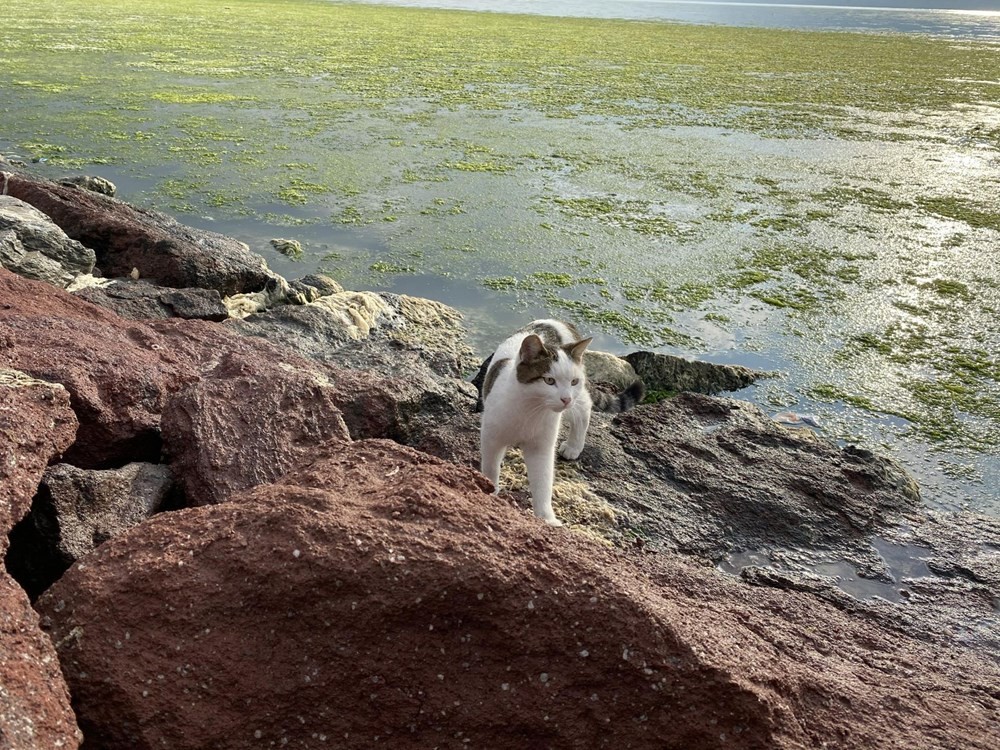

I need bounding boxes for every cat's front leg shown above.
[522,442,562,526]
[480,433,506,495]
[558,392,592,461]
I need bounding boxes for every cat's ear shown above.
[519,334,546,362]
[566,337,592,363]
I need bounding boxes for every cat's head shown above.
[516,334,592,412]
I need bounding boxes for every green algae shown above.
[918,196,1000,232]
[920,278,973,301]
[811,186,911,213]
[4,0,1000,480]
[808,383,878,412]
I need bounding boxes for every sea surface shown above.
[3,0,998,517]
[349,0,1000,39]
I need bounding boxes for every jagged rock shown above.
[556,391,1000,651]
[0,195,95,285]
[1,268,195,466]
[0,368,82,750]
[74,278,229,321]
[579,392,920,561]
[3,171,275,296]
[0,369,78,545]
[58,174,117,196]
[289,272,343,302]
[231,293,481,464]
[0,226,78,288]
[6,462,174,599]
[160,351,351,505]
[625,349,765,395]
[269,237,302,260]
[235,291,475,377]
[0,576,83,750]
[36,440,1000,750]
[0,269,348,469]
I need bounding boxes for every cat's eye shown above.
[544,377,556,385]
[571,379,579,386]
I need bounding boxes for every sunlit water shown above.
[350,0,1000,39]
[3,0,998,518]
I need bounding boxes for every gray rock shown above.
[0,195,96,279]
[234,291,476,379]
[59,174,117,197]
[579,392,920,561]
[625,349,766,396]
[74,278,229,321]
[0,228,75,287]
[6,462,174,598]
[297,273,343,297]
[231,294,480,464]
[288,273,344,303]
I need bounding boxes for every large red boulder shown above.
[0,268,194,467]
[36,440,1000,750]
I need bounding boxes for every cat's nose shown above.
[561,396,572,407]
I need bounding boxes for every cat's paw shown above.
[543,516,564,528]
[558,441,583,461]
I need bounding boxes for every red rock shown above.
[4,171,273,295]
[0,270,353,475]
[36,440,1000,750]
[0,575,82,750]
[0,368,78,550]
[160,348,351,505]
[0,369,81,750]
[0,268,196,466]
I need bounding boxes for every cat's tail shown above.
[590,379,645,413]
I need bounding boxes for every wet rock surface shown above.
[2,172,998,749]
[586,392,920,559]
[625,349,765,396]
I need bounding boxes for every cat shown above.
[478,319,645,526]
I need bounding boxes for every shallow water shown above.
[3,0,998,515]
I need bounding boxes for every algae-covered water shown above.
[3,0,999,513]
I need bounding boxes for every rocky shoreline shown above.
[2,160,998,749]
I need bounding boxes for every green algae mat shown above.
[3,0,999,509]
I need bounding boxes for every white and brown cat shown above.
[478,319,644,526]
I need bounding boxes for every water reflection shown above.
[350,0,1000,39]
